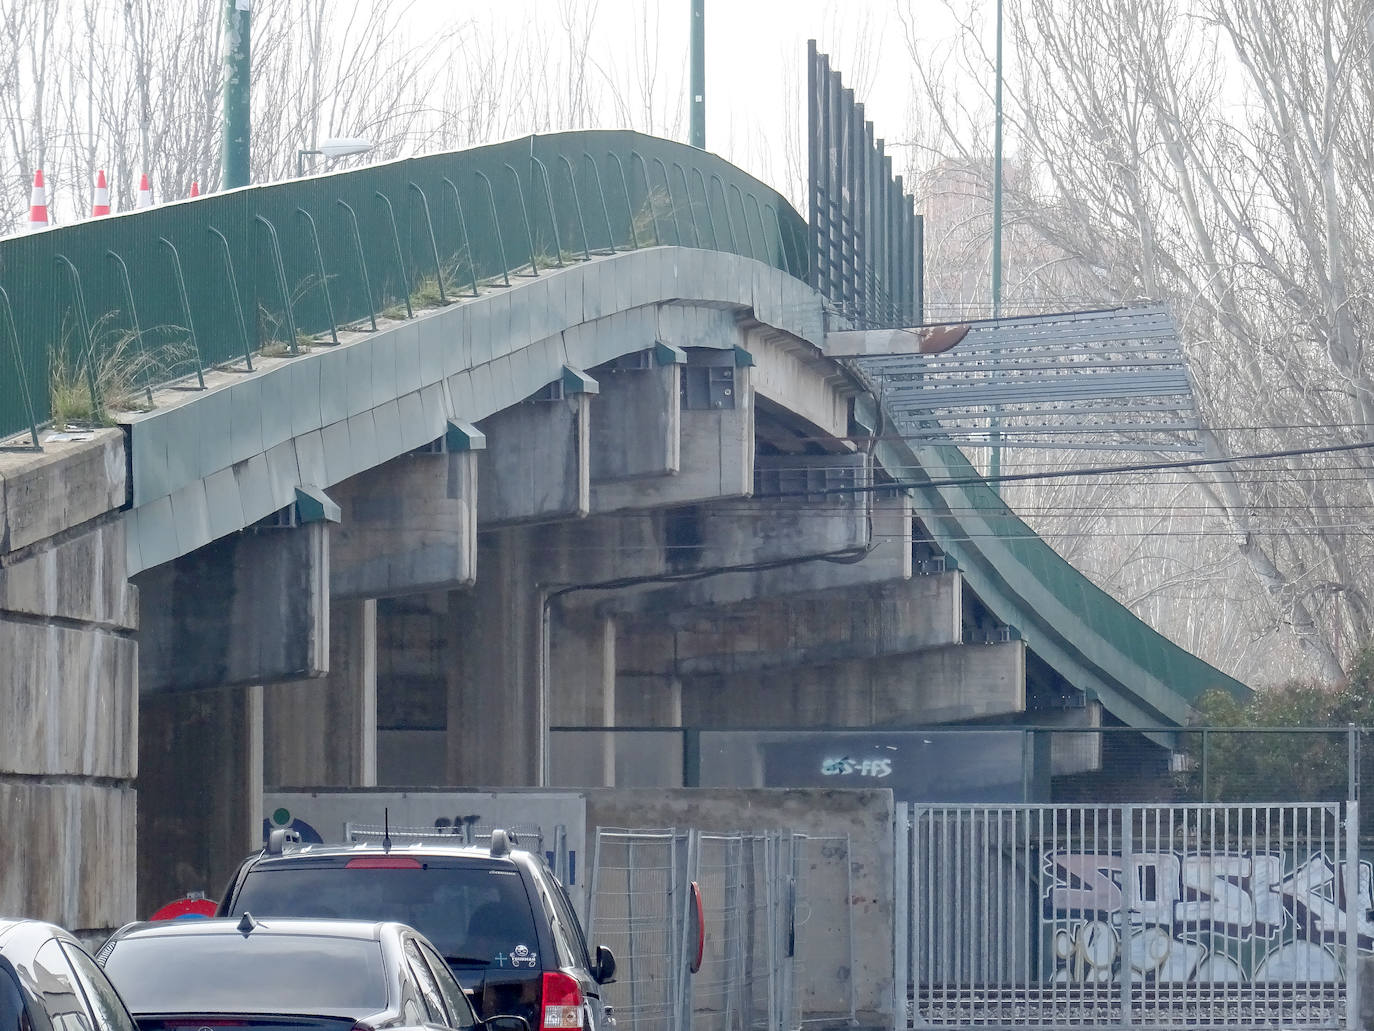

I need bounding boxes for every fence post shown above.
[1349,722,1358,808]
[1201,728,1209,802]
[1119,806,1134,1025]
[893,809,909,1031]
[1346,793,1360,1030]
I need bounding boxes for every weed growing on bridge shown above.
[49,314,176,426]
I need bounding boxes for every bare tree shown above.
[900,0,1374,685]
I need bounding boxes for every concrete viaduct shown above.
[0,130,1244,937]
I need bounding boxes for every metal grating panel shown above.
[850,306,1204,453]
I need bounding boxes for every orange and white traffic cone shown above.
[136,173,152,209]
[92,169,111,216]
[189,180,200,198]
[27,169,48,229]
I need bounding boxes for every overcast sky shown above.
[396,0,973,196]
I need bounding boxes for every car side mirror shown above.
[594,944,616,985]
[484,1016,531,1031]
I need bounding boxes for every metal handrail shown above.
[440,177,481,297]
[0,284,39,448]
[295,208,340,344]
[629,151,662,245]
[408,182,449,304]
[336,200,379,330]
[155,241,208,385]
[581,152,616,254]
[651,157,683,246]
[252,216,301,354]
[557,154,593,261]
[373,190,413,318]
[472,170,511,287]
[105,249,159,396]
[202,232,253,371]
[606,152,639,249]
[530,156,567,267]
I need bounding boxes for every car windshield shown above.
[102,934,387,1014]
[229,863,538,963]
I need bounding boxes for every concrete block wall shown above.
[0,432,137,933]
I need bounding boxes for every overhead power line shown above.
[755,440,1374,500]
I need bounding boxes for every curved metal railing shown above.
[0,129,807,447]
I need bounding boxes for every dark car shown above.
[97,917,524,1031]
[0,917,139,1031]
[216,831,615,1031]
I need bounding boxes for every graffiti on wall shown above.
[1042,850,1374,984]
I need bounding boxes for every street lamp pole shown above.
[222,0,251,189]
[989,0,1005,492]
[690,0,706,149]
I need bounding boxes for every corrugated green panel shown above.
[0,130,806,443]
[918,441,1248,705]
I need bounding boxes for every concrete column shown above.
[446,530,542,786]
[136,522,331,693]
[548,608,616,787]
[137,684,264,915]
[376,592,448,785]
[263,598,377,788]
[0,433,137,935]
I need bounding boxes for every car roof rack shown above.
[344,822,544,854]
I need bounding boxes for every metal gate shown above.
[588,828,854,1031]
[897,804,1362,1029]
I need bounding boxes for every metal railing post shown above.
[335,200,379,330]
[373,191,414,317]
[251,217,301,353]
[0,285,41,448]
[407,182,450,303]
[294,208,340,344]
[104,250,158,399]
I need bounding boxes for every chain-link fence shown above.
[587,827,853,1031]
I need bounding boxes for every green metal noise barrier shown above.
[0,130,808,448]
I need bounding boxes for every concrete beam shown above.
[589,355,680,483]
[589,489,913,617]
[614,573,963,679]
[136,523,330,693]
[591,352,752,514]
[264,598,377,788]
[680,641,1026,727]
[138,684,262,915]
[330,450,478,599]
[478,394,590,525]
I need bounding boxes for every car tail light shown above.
[541,971,582,1031]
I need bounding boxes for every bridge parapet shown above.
[0,131,807,448]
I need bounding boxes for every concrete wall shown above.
[0,432,137,934]
[584,788,895,1029]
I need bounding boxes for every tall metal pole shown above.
[690,0,705,149]
[222,0,252,189]
[988,0,1004,492]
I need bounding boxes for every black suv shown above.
[216,830,615,1031]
